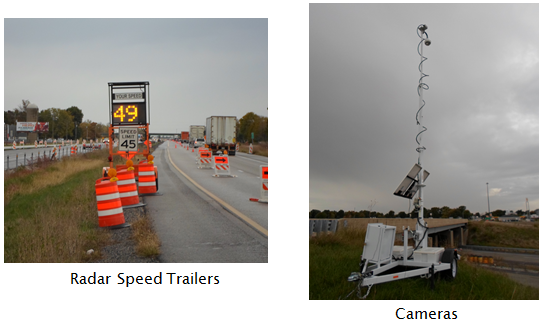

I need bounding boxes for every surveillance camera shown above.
[424,39,431,46]
[418,24,428,32]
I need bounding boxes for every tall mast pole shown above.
[416,24,431,249]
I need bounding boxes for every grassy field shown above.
[309,228,539,300]
[467,221,539,249]
[4,148,160,263]
[237,142,268,157]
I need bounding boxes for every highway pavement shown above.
[460,248,539,288]
[142,141,268,263]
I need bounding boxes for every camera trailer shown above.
[347,223,459,299]
[345,24,459,299]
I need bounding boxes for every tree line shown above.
[5,100,108,140]
[309,206,539,219]
[237,111,268,143]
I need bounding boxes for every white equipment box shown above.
[413,247,444,263]
[392,245,414,259]
[362,223,396,266]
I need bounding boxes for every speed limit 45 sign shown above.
[119,127,138,151]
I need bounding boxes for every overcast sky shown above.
[4,18,268,133]
[310,3,538,215]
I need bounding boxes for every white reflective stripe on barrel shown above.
[139,182,156,186]
[96,193,121,201]
[139,171,155,176]
[119,191,138,198]
[98,207,123,217]
[117,179,136,185]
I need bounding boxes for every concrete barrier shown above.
[333,218,467,232]
[310,219,339,236]
[310,218,468,243]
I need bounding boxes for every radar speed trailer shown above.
[105,81,158,187]
[347,25,459,299]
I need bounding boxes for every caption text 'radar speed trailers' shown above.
[205,116,237,156]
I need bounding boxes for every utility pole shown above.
[486,182,490,216]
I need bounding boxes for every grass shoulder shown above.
[467,221,538,249]
[237,142,267,157]
[4,149,161,263]
[309,228,538,300]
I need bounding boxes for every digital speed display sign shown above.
[112,102,147,125]
[109,81,150,126]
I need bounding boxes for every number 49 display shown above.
[114,105,138,122]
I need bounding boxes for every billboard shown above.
[17,122,49,132]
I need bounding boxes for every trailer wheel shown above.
[441,249,457,280]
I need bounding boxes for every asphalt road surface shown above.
[460,248,539,288]
[142,141,268,263]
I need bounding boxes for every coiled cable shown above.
[415,25,429,152]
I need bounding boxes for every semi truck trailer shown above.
[205,116,237,156]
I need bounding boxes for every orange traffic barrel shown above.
[477,256,483,263]
[116,164,139,179]
[71,146,76,156]
[482,256,489,264]
[95,177,125,227]
[116,169,142,207]
[138,162,157,194]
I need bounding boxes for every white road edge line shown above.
[166,143,268,237]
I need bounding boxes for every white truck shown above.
[189,125,205,148]
[205,116,237,156]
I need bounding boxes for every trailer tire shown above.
[441,249,457,280]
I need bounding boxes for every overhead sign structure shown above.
[118,127,138,151]
[393,163,430,199]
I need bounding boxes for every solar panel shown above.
[393,163,429,199]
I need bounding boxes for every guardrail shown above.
[310,219,339,236]
[4,144,55,150]
[4,144,106,171]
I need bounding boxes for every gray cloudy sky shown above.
[310,3,538,215]
[4,19,268,132]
